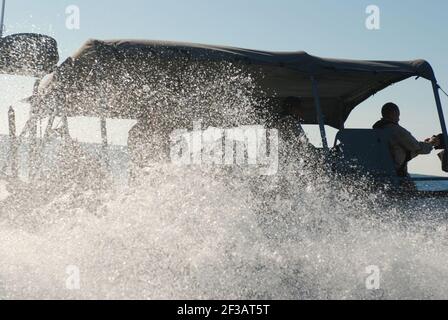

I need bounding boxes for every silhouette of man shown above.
[373,102,433,177]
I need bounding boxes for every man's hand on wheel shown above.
[425,135,442,148]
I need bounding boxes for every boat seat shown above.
[334,129,399,185]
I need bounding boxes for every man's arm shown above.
[396,126,433,158]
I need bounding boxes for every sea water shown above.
[1,145,448,300]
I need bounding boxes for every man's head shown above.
[382,102,400,124]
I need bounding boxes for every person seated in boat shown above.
[426,133,448,172]
[128,112,172,180]
[373,102,433,177]
[270,97,319,177]
[275,97,309,143]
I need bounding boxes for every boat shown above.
[2,38,448,197]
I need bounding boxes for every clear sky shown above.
[0,0,447,175]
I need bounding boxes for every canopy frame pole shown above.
[61,114,70,141]
[28,80,41,181]
[28,114,38,181]
[8,106,18,179]
[43,112,57,141]
[99,88,110,170]
[432,80,448,162]
[311,76,329,150]
[100,117,109,168]
[101,118,108,148]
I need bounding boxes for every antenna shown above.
[0,0,5,37]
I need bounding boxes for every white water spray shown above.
[1,58,448,300]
